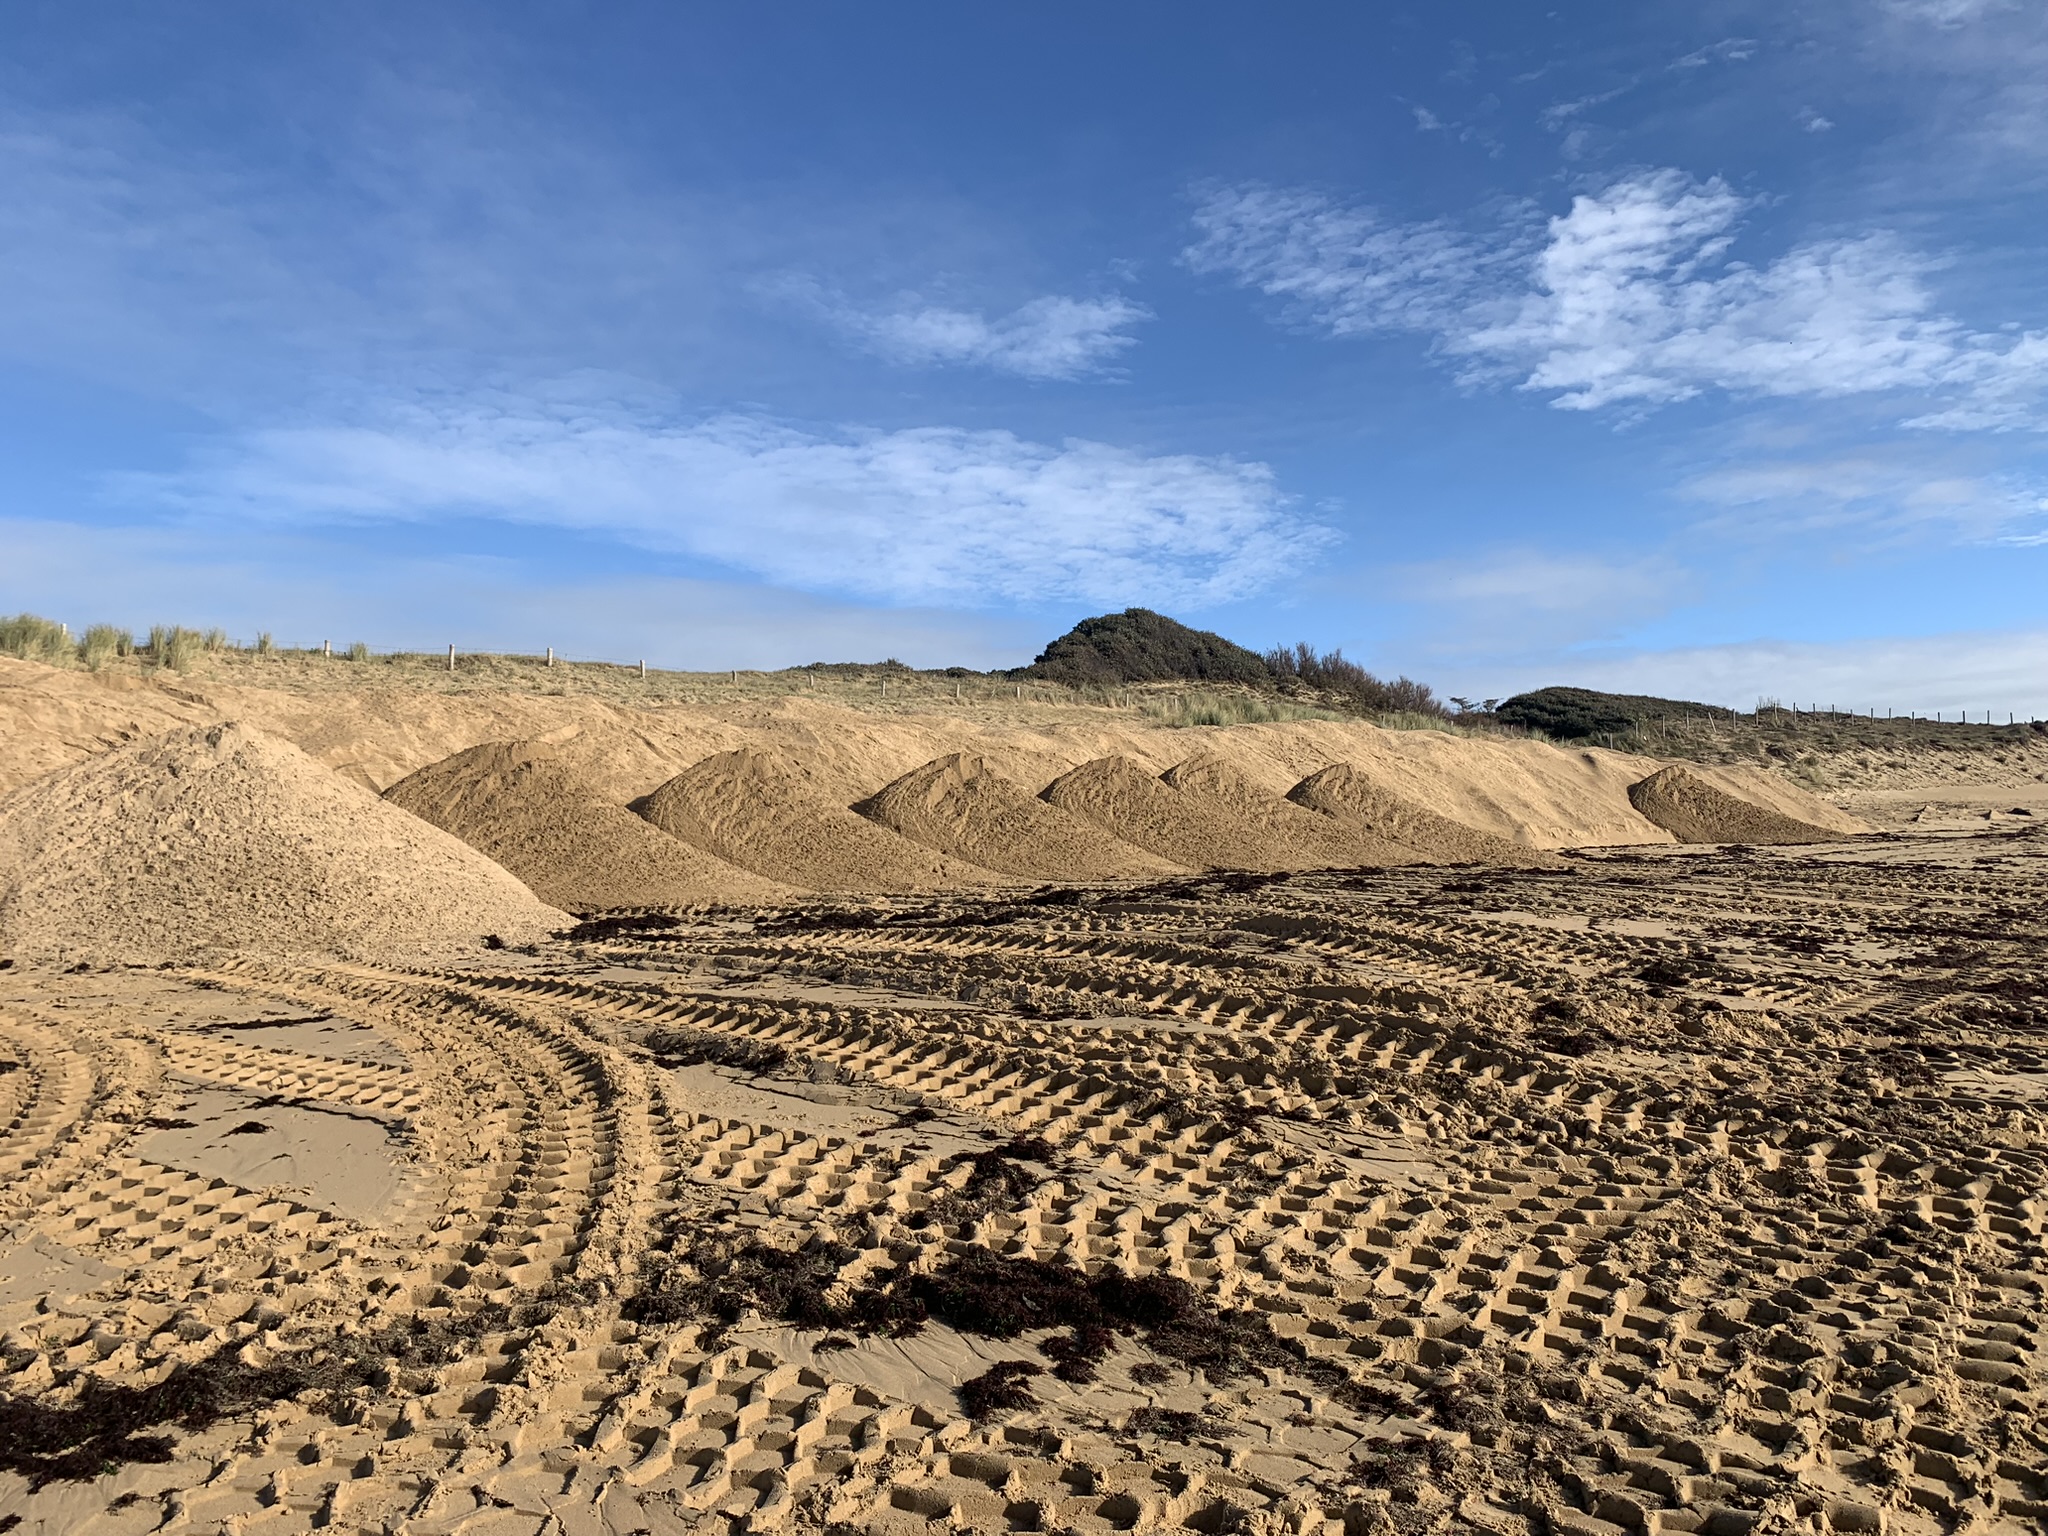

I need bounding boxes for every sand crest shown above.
[637,748,994,893]
[1289,761,1563,866]
[1628,764,1849,845]
[1040,755,1293,871]
[0,721,564,964]
[855,752,1181,881]
[384,739,789,910]
[1160,750,1420,868]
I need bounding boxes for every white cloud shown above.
[1798,107,1836,133]
[777,279,1150,380]
[1185,170,2048,423]
[0,517,1040,670]
[1183,183,1506,338]
[115,392,1332,609]
[1670,38,1759,69]
[1883,0,2018,24]
[1394,549,1689,651]
[1679,454,2048,543]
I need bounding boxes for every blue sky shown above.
[4,1,2046,711]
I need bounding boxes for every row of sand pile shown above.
[381,741,790,911]
[386,741,1844,907]
[1290,762,1568,867]
[1628,765,1850,845]
[1161,751,1420,866]
[0,723,565,965]
[636,749,993,893]
[1041,753,1417,870]
[852,753,1180,882]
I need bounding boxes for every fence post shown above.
[639,659,645,678]
[546,647,553,667]
[323,640,331,658]
[447,644,455,673]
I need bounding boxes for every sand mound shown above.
[1628,765,1850,845]
[855,753,1180,881]
[1161,751,1420,868]
[1040,755,1289,871]
[1289,762,1562,866]
[638,748,992,893]
[0,722,565,965]
[385,740,788,910]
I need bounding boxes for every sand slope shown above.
[1628,765,1850,845]
[1289,762,1564,867]
[856,753,1181,881]
[1160,751,1420,869]
[384,740,788,910]
[1040,756,1287,871]
[638,748,994,893]
[0,658,1869,852]
[0,721,564,964]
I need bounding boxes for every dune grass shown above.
[0,614,76,666]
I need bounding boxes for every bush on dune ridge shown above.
[1264,642,1445,718]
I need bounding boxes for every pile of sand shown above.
[1628,765,1850,845]
[384,740,787,911]
[0,722,565,965]
[1160,751,1419,868]
[1289,762,1562,867]
[855,753,1179,881]
[1041,755,1297,871]
[638,748,992,893]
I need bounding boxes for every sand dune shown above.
[0,721,563,964]
[856,752,1181,881]
[1289,761,1564,866]
[638,747,995,892]
[384,739,789,910]
[1628,764,1849,845]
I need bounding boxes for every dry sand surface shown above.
[0,721,564,965]
[1,822,2044,1536]
[1627,765,1849,846]
[10,660,2048,1536]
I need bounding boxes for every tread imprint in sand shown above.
[0,826,2044,1535]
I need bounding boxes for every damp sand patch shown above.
[140,1084,412,1222]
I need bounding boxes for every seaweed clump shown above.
[959,1360,1044,1418]
[636,1239,1403,1419]
[644,1027,790,1074]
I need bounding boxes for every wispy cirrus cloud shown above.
[1679,454,2048,544]
[771,276,1150,380]
[1185,169,2048,423]
[115,388,1330,608]
[1393,548,1691,651]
